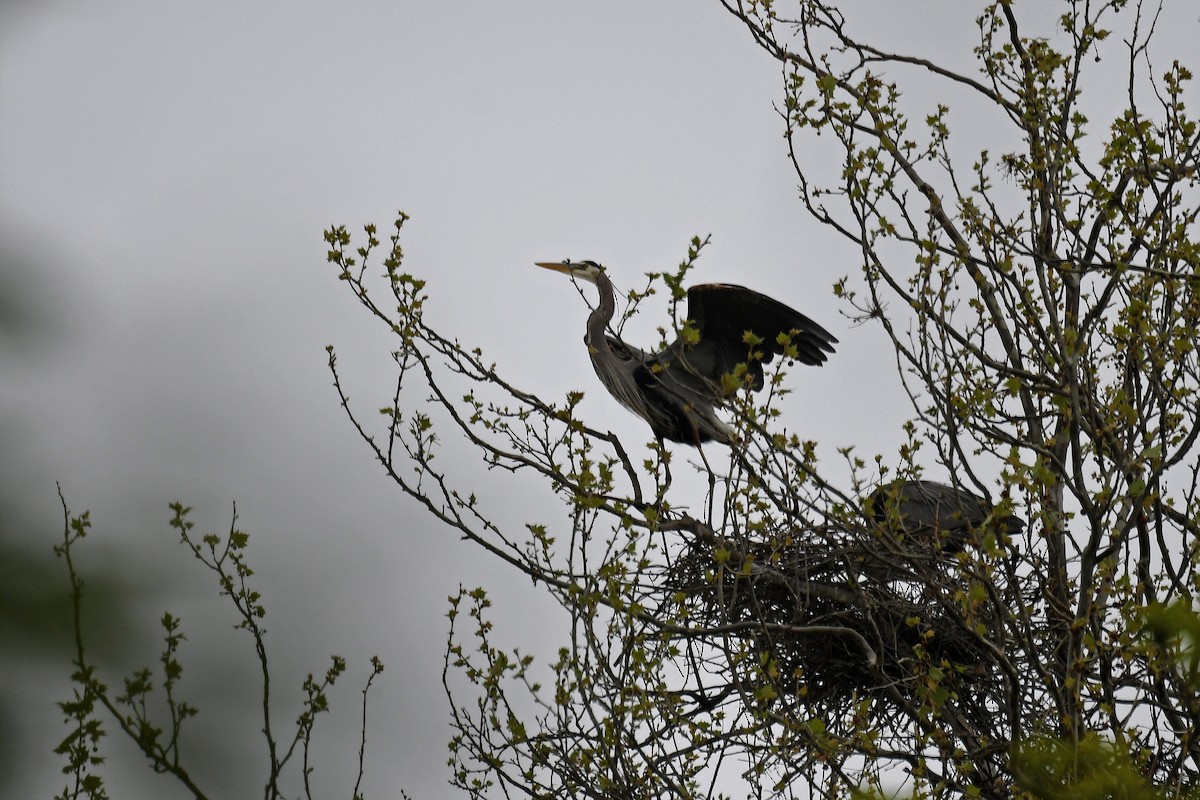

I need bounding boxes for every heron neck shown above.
[587,271,616,353]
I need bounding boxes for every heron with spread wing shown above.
[536,260,838,456]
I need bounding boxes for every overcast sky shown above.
[2,2,1196,797]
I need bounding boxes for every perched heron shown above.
[866,479,1025,553]
[535,259,837,452]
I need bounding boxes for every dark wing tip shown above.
[688,284,838,363]
[677,282,839,386]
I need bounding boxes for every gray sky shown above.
[3,2,1195,797]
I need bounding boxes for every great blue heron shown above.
[535,259,838,454]
[866,479,1025,553]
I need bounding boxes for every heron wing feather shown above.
[660,284,838,393]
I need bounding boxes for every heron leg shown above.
[697,443,717,526]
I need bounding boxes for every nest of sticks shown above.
[663,517,1005,731]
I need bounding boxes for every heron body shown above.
[867,479,1025,553]
[536,260,838,447]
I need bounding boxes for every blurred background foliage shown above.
[0,237,142,796]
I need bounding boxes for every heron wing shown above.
[604,334,733,443]
[867,479,1028,552]
[900,481,988,532]
[659,283,838,393]
[606,334,710,402]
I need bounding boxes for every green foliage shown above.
[1143,600,1200,694]
[52,491,386,800]
[1012,734,1166,800]
[54,662,109,800]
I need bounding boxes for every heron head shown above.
[535,260,604,285]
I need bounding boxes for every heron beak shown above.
[535,261,572,274]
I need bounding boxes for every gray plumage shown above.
[536,260,837,446]
[866,479,1025,553]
